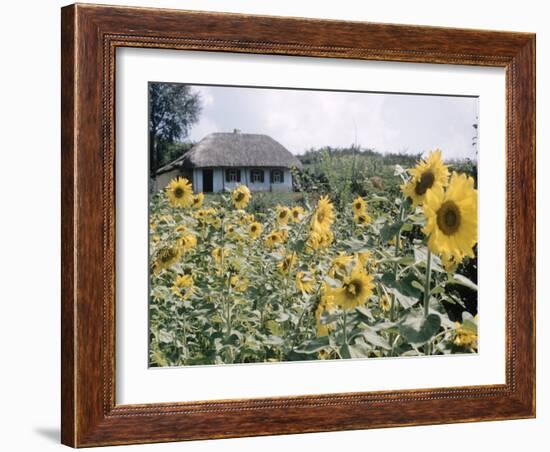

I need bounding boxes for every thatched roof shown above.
[157,132,302,174]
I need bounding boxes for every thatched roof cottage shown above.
[155,130,302,193]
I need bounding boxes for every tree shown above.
[149,83,202,176]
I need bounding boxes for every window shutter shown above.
[270,170,274,184]
[260,170,264,183]
[225,169,229,183]
[280,170,284,183]
[237,169,241,182]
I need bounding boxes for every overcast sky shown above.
[186,84,478,160]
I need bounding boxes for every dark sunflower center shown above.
[415,171,435,196]
[159,248,176,262]
[235,192,245,202]
[354,202,362,209]
[293,211,299,218]
[317,211,326,222]
[174,187,184,198]
[251,225,257,232]
[437,201,461,235]
[279,211,287,218]
[346,280,362,297]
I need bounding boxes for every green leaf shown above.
[449,274,478,291]
[340,342,371,358]
[295,336,329,354]
[380,220,404,242]
[359,325,391,350]
[399,312,441,344]
[294,336,330,354]
[414,247,444,272]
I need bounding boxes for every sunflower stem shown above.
[423,248,433,355]
[343,309,348,345]
[423,249,432,318]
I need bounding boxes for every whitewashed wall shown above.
[198,168,293,193]
[157,168,294,192]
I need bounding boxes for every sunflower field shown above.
[149,150,479,367]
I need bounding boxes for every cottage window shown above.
[270,169,284,184]
[225,168,241,183]
[250,169,264,183]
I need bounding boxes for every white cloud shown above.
[187,85,478,160]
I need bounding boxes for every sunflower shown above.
[311,196,334,232]
[355,251,371,268]
[264,230,286,249]
[237,212,255,226]
[401,149,450,206]
[230,275,249,292]
[211,247,228,265]
[178,232,197,252]
[423,172,477,261]
[231,185,251,209]
[453,321,478,350]
[441,252,463,273]
[328,253,354,279]
[295,271,315,294]
[210,217,222,230]
[354,212,372,227]
[192,192,204,209]
[352,196,367,215]
[306,229,334,252]
[171,274,194,300]
[276,206,291,225]
[248,221,263,239]
[316,286,336,337]
[166,177,194,208]
[379,294,391,312]
[277,252,297,274]
[332,266,374,311]
[290,206,305,223]
[153,246,182,274]
[224,223,241,241]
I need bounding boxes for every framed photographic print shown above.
[61,3,536,447]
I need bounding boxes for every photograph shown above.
[148,82,479,367]
[147,82,479,367]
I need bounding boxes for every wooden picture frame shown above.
[61,3,536,447]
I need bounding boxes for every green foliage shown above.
[148,160,478,366]
[149,83,202,175]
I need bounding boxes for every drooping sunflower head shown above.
[171,274,194,300]
[295,271,315,294]
[276,205,291,225]
[453,320,478,350]
[166,177,194,208]
[231,185,251,209]
[178,232,197,252]
[352,196,367,215]
[354,212,372,227]
[192,192,205,209]
[248,221,263,239]
[311,196,334,232]
[153,246,182,274]
[401,149,450,206]
[277,252,297,274]
[230,275,249,293]
[423,172,477,261]
[328,252,354,279]
[333,266,374,311]
[316,285,336,337]
[291,206,305,223]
